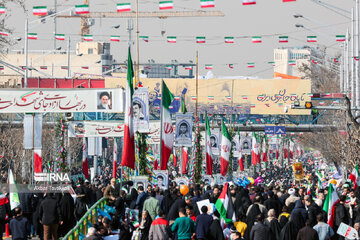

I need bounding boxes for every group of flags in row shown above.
[0,65,111,71]
[28,0,298,17]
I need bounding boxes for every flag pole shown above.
[195,51,198,117]
[31,113,35,184]
[135,0,140,88]
[180,147,183,177]
[159,80,164,170]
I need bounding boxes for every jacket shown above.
[143,197,160,221]
[285,194,300,207]
[167,198,186,221]
[39,195,62,225]
[195,213,213,239]
[104,185,117,199]
[250,222,270,240]
[296,226,319,240]
[9,216,30,239]
[313,222,335,240]
[149,217,169,240]
[291,200,308,221]
[136,191,148,211]
[171,216,196,240]
[19,192,35,214]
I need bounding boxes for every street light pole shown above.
[24,19,28,88]
[67,37,71,78]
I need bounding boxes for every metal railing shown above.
[61,197,108,240]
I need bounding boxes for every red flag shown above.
[113,138,117,178]
[173,148,177,167]
[82,138,89,179]
[239,155,244,172]
[182,147,188,174]
[284,148,289,159]
[154,159,159,170]
[34,150,42,173]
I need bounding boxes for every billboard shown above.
[0,88,124,113]
[105,78,311,115]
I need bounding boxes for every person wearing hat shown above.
[104,178,117,203]
[285,188,300,208]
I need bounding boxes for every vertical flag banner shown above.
[117,3,131,12]
[323,184,340,227]
[201,0,215,8]
[160,81,174,170]
[82,137,89,179]
[133,87,150,133]
[220,121,231,176]
[205,113,213,175]
[87,137,102,156]
[175,113,193,147]
[8,169,20,210]
[251,133,259,165]
[182,147,189,174]
[34,150,42,173]
[349,165,360,189]
[113,138,118,178]
[121,48,135,169]
[24,114,42,150]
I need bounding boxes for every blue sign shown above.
[264,126,275,135]
[275,126,286,135]
[264,126,286,135]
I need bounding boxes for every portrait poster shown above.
[202,175,213,185]
[175,177,189,186]
[215,174,226,185]
[175,113,193,147]
[241,135,252,155]
[154,170,168,190]
[133,176,148,190]
[133,88,150,133]
[210,128,220,155]
[232,134,240,157]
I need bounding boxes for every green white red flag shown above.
[82,137,89,179]
[75,5,90,14]
[243,0,256,5]
[349,165,360,189]
[247,63,255,68]
[261,139,267,162]
[225,37,234,43]
[55,34,65,41]
[205,64,213,70]
[288,60,296,66]
[160,80,174,170]
[0,32,8,37]
[140,36,149,42]
[33,6,47,16]
[196,36,206,43]
[220,121,231,176]
[110,35,120,42]
[28,33,38,40]
[201,0,215,8]
[279,36,288,43]
[323,184,340,227]
[83,35,93,41]
[205,113,213,175]
[307,36,317,42]
[159,1,173,10]
[251,132,259,165]
[0,7,5,14]
[167,36,176,43]
[117,3,131,12]
[252,36,262,43]
[336,35,346,42]
[121,48,135,169]
[215,183,236,224]
[8,169,20,210]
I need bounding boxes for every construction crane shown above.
[57,1,224,36]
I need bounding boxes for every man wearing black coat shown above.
[264,191,283,217]
[334,195,350,238]
[250,214,270,240]
[39,193,63,240]
[59,193,76,237]
[19,181,35,236]
[305,198,322,227]
[167,196,192,223]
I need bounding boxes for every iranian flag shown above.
[0,194,8,206]
[220,120,231,176]
[268,61,275,66]
[8,169,20,210]
[182,147,188,174]
[75,4,90,14]
[323,184,340,227]
[167,36,177,43]
[82,137,89,179]
[140,36,149,42]
[113,138,117,178]
[165,65,172,70]
[247,63,255,68]
[0,7,5,14]
[289,139,294,159]
[252,36,262,43]
[34,150,42,173]
[205,113,213,175]
[225,37,234,43]
[251,133,259,165]
[349,165,360,189]
[288,60,296,66]
[28,33,38,40]
[201,0,215,8]
[0,32,8,36]
[83,35,93,41]
[196,36,206,43]
[355,57,359,61]
[55,34,65,41]
[283,0,296,2]
[159,1,173,10]
[110,35,120,42]
[33,6,47,16]
[81,66,89,69]
[215,183,236,224]
[243,0,256,5]
[262,139,267,162]
[312,59,318,64]
[336,35,346,42]
[160,80,174,170]
[333,58,339,63]
[185,66,192,70]
[205,64,213,70]
[279,36,288,43]
[121,48,135,169]
[191,96,197,100]
[208,96,215,100]
[117,3,131,12]
[229,64,234,69]
[307,36,317,42]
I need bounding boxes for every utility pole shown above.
[346,29,350,94]
[135,0,140,87]
[351,8,355,108]
[127,19,134,47]
[54,0,57,50]
[356,0,360,112]
[24,19,28,88]
[67,37,71,78]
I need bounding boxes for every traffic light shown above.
[305,102,313,109]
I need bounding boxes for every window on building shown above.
[88,48,93,54]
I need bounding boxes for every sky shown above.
[3,0,357,78]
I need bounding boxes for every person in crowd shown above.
[136,186,148,213]
[58,192,76,237]
[264,209,281,240]
[250,214,270,240]
[297,219,319,240]
[195,205,213,240]
[171,208,196,240]
[18,181,35,237]
[39,193,63,240]
[278,206,290,228]
[143,190,160,221]
[9,207,30,240]
[313,213,335,240]
[0,186,9,240]
[234,214,247,238]
[186,205,197,222]
[104,178,117,203]
[149,210,169,240]
[84,227,102,240]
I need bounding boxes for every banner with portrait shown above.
[133,88,150,133]
[210,128,221,155]
[175,113,193,147]
[175,177,189,186]
[133,176,148,190]
[0,88,124,113]
[241,134,252,155]
[154,170,168,190]
[232,134,241,157]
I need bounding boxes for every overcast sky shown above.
[3,0,356,77]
